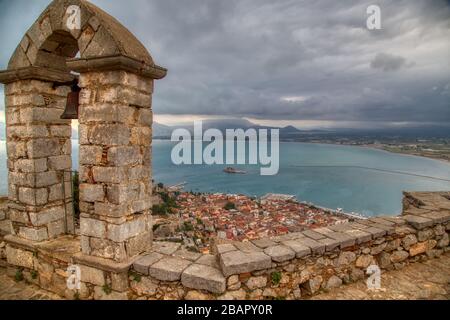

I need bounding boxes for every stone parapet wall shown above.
[1,192,449,300]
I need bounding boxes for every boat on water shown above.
[224,167,247,174]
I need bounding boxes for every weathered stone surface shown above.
[185,290,210,300]
[355,254,374,268]
[152,241,181,255]
[196,254,220,269]
[377,252,392,268]
[403,215,433,230]
[417,229,434,242]
[133,252,163,275]
[233,241,262,253]
[390,250,409,263]
[336,251,356,267]
[173,249,202,262]
[107,217,147,242]
[437,233,449,248]
[281,240,311,258]
[18,227,48,241]
[80,218,106,238]
[410,240,437,257]
[402,234,418,250]
[80,184,105,202]
[297,237,327,254]
[149,257,192,281]
[130,277,158,296]
[264,245,295,262]
[181,264,226,294]
[325,275,342,290]
[345,229,372,244]
[302,275,323,295]
[302,229,326,240]
[246,276,267,290]
[6,246,34,269]
[216,243,237,254]
[219,250,272,277]
[79,264,105,286]
[251,238,276,249]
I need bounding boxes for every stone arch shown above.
[8,0,154,71]
[0,0,166,270]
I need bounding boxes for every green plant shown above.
[30,270,38,280]
[224,202,236,210]
[15,269,24,282]
[72,171,80,221]
[196,218,204,225]
[102,284,112,295]
[157,182,164,189]
[182,221,194,232]
[74,292,80,300]
[129,270,142,283]
[271,272,282,285]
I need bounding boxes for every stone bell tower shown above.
[0,0,166,270]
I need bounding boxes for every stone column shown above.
[0,70,75,243]
[76,69,154,263]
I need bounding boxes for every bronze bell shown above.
[61,83,81,120]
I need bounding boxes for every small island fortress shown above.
[0,0,449,300]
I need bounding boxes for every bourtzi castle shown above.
[0,0,448,300]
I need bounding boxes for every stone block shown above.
[196,254,220,269]
[403,215,434,230]
[6,246,35,269]
[149,257,192,281]
[92,167,128,184]
[126,231,151,257]
[152,241,181,255]
[251,238,276,249]
[133,252,164,275]
[131,127,152,146]
[18,187,47,206]
[216,243,236,254]
[181,264,226,294]
[79,146,103,165]
[94,203,128,218]
[79,264,105,286]
[18,227,48,241]
[344,229,372,244]
[47,219,65,238]
[27,139,61,158]
[35,171,59,187]
[80,218,106,238]
[281,240,311,258]
[107,146,141,166]
[80,184,105,202]
[48,155,71,171]
[264,245,295,262]
[89,124,130,146]
[15,158,47,173]
[219,250,272,277]
[302,229,327,240]
[108,183,142,206]
[29,206,64,226]
[297,237,326,254]
[107,217,147,242]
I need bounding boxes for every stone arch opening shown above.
[0,0,166,269]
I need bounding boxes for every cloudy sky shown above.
[0,0,449,129]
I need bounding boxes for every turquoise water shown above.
[1,140,449,216]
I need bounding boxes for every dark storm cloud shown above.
[370,53,407,72]
[0,0,449,124]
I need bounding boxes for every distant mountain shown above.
[153,122,173,138]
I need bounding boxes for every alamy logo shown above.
[366,264,381,290]
[366,5,381,30]
[171,121,280,176]
[66,265,81,290]
[66,5,81,31]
